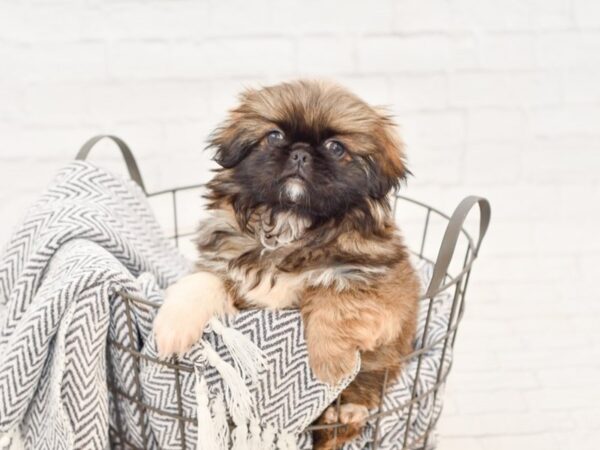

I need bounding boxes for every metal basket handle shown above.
[76,135,147,194]
[425,196,491,298]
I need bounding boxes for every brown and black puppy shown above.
[153,80,420,449]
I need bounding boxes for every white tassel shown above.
[209,318,267,381]
[202,343,253,427]
[194,368,220,450]
[277,432,298,450]
[230,423,249,450]
[0,428,23,449]
[261,424,276,450]
[211,391,229,449]
[248,419,262,450]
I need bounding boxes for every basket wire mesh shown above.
[79,135,490,450]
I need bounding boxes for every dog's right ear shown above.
[209,89,265,169]
[208,87,272,168]
[209,122,256,169]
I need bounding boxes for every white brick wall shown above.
[1,1,599,448]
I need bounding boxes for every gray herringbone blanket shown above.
[0,162,450,449]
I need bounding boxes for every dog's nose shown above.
[290,148,311,167]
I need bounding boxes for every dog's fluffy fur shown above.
[153,80,420,449]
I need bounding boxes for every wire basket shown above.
[77,135,490,450]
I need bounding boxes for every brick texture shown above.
[1,1,599,449]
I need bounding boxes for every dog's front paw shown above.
[153,300,208,357]
[321,403,369,425]
[313,403,369,450]
[153,272,226,357]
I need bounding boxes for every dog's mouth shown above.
[280,173,308,203]
[280,170,307,183]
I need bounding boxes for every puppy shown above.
[153,80,420,449]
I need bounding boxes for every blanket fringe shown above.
[277,431,298,450]
[230,423,248,450]
[248,418,262,450]
[195,320,300,450]
[211,391,229,449]
[194,368,220,450]
[261,423,276,450]
[0,428,25,450]
[209,318,266,381]
[202,343,253,426]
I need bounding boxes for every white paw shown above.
[323,405,339,423]
[153,299,209,357]
[322,403,369,425]
[339,403,369,425]
[153,272,226,357]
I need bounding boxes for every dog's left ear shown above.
[368,113,409,198]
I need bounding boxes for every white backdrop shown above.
[1,1,599,449]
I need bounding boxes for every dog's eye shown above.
[324,140,346,158]
[266,130,284,145]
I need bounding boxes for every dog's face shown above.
[209,80,407,222]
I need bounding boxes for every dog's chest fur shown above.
[196,207,395,309]
[195,209,310,309]
[232,268,305,309]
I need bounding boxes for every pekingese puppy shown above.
[153,80,420,449]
